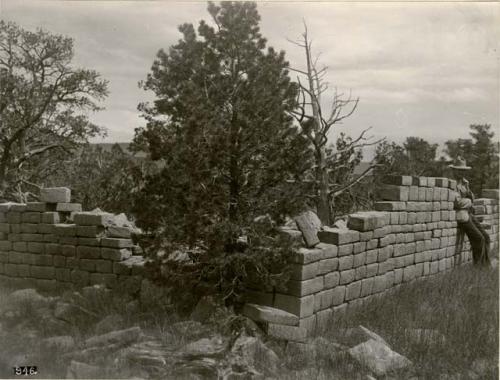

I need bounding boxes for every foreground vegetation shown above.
[0,262,497,379]
[308,264,499,379]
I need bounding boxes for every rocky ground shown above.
[0,263,498,380]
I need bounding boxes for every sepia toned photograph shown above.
[0,1,498,379]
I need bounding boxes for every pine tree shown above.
[132,2,312,303]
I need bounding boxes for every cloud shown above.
[1,0,498,153]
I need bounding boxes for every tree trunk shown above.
[0,150,10,201]
[316,147,330,226]
[228,113,240,224]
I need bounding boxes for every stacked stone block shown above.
[244,177,499,341]
[0,188,145,293]
[473,189,499,255]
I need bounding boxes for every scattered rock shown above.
[173,357,220,379]
[181,336,227,359]
[95,314,125,335]
[42,335,76,351]
[85,326,142,348]
[231,333,279,376]
[349,338,412,376]
[171,320,212,341]
[66,360,102,379]
[6,288,51,310]
[333,219,348,230]
[294,210,322,247]
[340,325,389,347]
[120,340,172,369]
[54,301,97,323]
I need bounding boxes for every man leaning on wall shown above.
[450,157,491,267]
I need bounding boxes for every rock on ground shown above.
[348,338,412,377]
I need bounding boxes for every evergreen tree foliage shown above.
[132,2,311,304]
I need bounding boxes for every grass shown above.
[309,264,499,379]
[0,265,498,379]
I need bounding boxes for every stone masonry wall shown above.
[243,176,499,342]
[0,188,146,293]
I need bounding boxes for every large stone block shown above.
[27,242,45,254]
[274,294,314,318]
[77,245,101,259]
[53,255,66,267]
[373,226,390,239]
[316,243,338,258]
[355,265,367,280]
[353,252,366,268]
[22,212,41,224]
[30,265,55,279]
[374,201,406,212]
[409,186,419,201]
[372,275,387,293]
[278,228,304,246]
[434,178,448,188]
[8,251,24,264]
[286,277,324,297]
[7,212,22,224]
[290,262,319,280]
[324,271,340,288]
[482,189,499,199]
[74,211,115,226]
[54,224,76,236]
[243,303,299,326]
[418,187,427,201]
[383,175,412,186]
[318,227,359,245]
[40,187,71,203]
[292,247,323,264]
[361,277,374,297]
[267,324,307,343]
[100,248,131,261]
[318,258,338,274]
[339,255,354,271]
[294,211,322,247]
[33,254,53,266]
[376,185,409,202]
[412,176,428,187]
[38,224,55,234]
[366,261,380,276]
[101,238,133,249]
[339,269,355,285]
[348,211,389,232]
[345,280,362,301]
[41,212,60,224]
[56,203,82,213]
[366,249,378,264]
[338,244,354,256]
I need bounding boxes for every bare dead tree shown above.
[288,22,384,225]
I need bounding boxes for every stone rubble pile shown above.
[244,176,499,342]
[0,187,146,292]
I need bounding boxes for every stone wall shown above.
[243,176,499,342]
[0,188,145,293]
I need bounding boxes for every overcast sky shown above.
[1,1,499,159]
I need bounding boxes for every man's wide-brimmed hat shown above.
[448,156,471,170]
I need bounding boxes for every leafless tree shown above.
[288,22,384,225]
